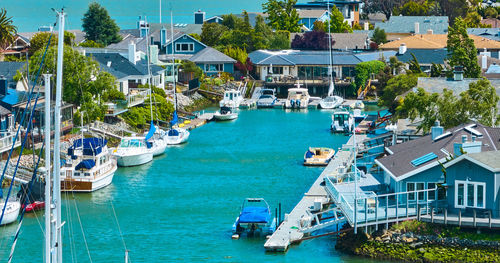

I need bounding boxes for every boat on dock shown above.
[214,106,238,121]
[17,179,45,212]
[232,198,276,237]
[219,89,243,109]
[62,138,117,192]
[285,86,310,109]
[353,109,366,122]
[256,89,277,108]
[112,137,153,167]
[304,147,335,166]
[319,95,343,109]
[331,109,355,133]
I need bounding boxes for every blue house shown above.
[444,151,500,217]
[188,47,236,76]
[163,33,206,56]
[375,122,500,204]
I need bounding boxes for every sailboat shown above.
[165,10,189,145]
[319,2,344,110]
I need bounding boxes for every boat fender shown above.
[290,99,295,108]
[232,234,240,239]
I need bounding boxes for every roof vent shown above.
[431,120,443,140]
[464,124,483,137]
[106,61,112,67]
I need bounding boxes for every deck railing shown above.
[0,132,21,154]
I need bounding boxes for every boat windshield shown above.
[334,113,349,125]
[120,139,144,148]
[262,90,274,95]
[259,95,273,99]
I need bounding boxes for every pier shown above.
[264,134,367,252]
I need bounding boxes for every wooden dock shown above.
[182,113,214,130]
[264,134,367,252]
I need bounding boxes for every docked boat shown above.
[319,95,343,109]
[144,122,167,156]
[331,109,355,133]
[351,100,365,110]
[353,109,367,122]
[61,138,117,192]
[0,198,20,225]
[232,198,276,237]
[256,89,277,108]
[285,87,310,109]
[304,147,335,166]
[112,137,153,167]
[219,89,244,109]
[214,106,238,121]
[17,178,45,212]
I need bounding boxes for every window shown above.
[427,183,436,201]
[407,182,415,201]
[455,180,486,209]
[175,42,194,52]
[417,183,425,201]
[205,64,223,72]
[272,66,283,75]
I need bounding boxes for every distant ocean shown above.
[3,0,268,32]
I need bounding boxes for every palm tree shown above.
[0,8,17,50]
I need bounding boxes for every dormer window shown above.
[175,43,194,52]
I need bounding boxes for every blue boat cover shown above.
[168,129,179,136]
[239,207,270,223]
[305,150,315,158]
[75,159,95,170]
[70,138,107,156]
[170,111,178,126]
[145,121,156,141]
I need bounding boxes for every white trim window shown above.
[407,182,425,201]
[455,180,485,209]
[175,42,194,52]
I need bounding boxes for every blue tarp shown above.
[75,159,95,170]
[239,207,271,223]
[70,138,107,156]
[168,129,179,136]
[145,121,156,141]
[170,111,178,126]
[305,150,315,158]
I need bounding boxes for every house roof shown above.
[395,49,448,65]
[88,53,164,80]
[417,77,500,109]
[444,150,500,172]
[379,34,500,50]
[297,9,328,18]
[374,16,449,34]
[0,88,29,107]
[376,123,500,181]
[149,23,203,35]
[108,29,185,53]
[289,32,371,50]
[467,28,500,42]
[188,47,236,64]
[0,62,24,87]
[17,30,86,44]
[0,105,10,115]
[248,49,396,66]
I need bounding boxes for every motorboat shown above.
[232,198,276,238]
[165,110,189,145]
[319,95,344,109]
[219,89,244,109]
[304,147,335,166]
[256,89,277,108]
[285,87,310,109]
[214,106,238,121]
[351,100,365,110]
[353,109,367,122]
[0,198,20,225]
[112,137,153,167]
[331,109,355,133]
[61,138,117,192]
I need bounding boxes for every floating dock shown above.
[239,99,256,109]
[183,113,214,130]
[264,134,367,252]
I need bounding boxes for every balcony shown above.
[104,88,150,117]
[0,131,21,154]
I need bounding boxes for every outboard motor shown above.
[296,100,301,108]
[290,99,295,108]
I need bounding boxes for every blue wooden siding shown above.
[196,63,234,76]
[446,159,499,217]
[299,18,317,30]
[165,35,205,55]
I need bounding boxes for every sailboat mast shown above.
[43,73,51,263]
[327,0,334,97]
[170,10,177,111]
[53,9,65,263]
[145,16,154,122]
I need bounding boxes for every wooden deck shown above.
[264,134,367,252]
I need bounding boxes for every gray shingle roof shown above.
[467,28,500,42]
[17,30,86,44]
[290,32,371,50]
[395,49,448,65]
[88,53,164,80]
[108,29,184,53]
[188,47,236,63]
[377,123,500,178]
[149,23,203,35]
[0,105,11,115]
[467,151,500,170]
[375,16,449,34]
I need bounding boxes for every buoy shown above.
[231,234,240,239]
[179,123,185,128]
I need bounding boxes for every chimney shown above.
[454,134,482,156]
[128,42,137,65]
[149,45,159,64]
[0,76,7,96]
[462,135,467,143]
[138,16,149,38]
[431,120,444,140]
[364,22,369,30]
[482,54,488,70]
[398,43,407,54]
[160,27,167,46]
[414,22,419,34]
[194,10,205,24]
[427,29,433,34]
[453,66,464,81]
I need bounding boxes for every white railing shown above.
[0,132,21,154]
[127,88,150,107]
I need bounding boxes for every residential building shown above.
[394,48,448,72]
[188,47,236,76]
[379,33,500,58]
[290,32,371,50]
[294,0,361,26]
[297,9,329,31]
[374,16,449,41]
[468,28,500,42]
[0,62,25,90]
[0,35,30,60]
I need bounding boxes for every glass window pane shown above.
[457,183,464,206]
[417,183,425,201]
[407,183,415,201]
[467,184,474,207]
[428,183,436,201]
[477,185,484,208]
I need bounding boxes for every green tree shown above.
[189,33,201,41]
[408,53,422,74]
[313,20,326,32]
[82,2,122,46]
[458,78,499,127]
[200,22,228,47]
[28,31,75,55]
[262,0,302,32]
[180,60,203,79]
[78,40,104,48]
[464,11,483,27]
[484,7,498,18]
[325,5,353,33]
[447,17,481,78]
[378,73,425,112]
[372,27,387,45]
[438,0,469,24]
[269,30,290,49]
[221,14,243,30]
[352,22,363,30]
[0,8,17,50]
[397,0,430,16]
[430,63,443,77]
[354,60,386,90]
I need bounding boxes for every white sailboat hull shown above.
[319,96,343,109]
[114,151,153,167]
[151,138,167,156]
[165,129,190,145]
[0,200,20,225]
[214,112,238,121]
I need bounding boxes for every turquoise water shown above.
[0,109,378,262]
[4,0,268,32]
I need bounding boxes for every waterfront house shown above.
[289,32,371,50]
[188,47,236,76]
[297,9,329,31]
[393,47,448,73]
[374,16,449,41]
[375,122,500,204]
[294,0,361,26]
[0,35,30,60]
[443,150,500,217]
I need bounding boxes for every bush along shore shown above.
[335,220,500,262]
